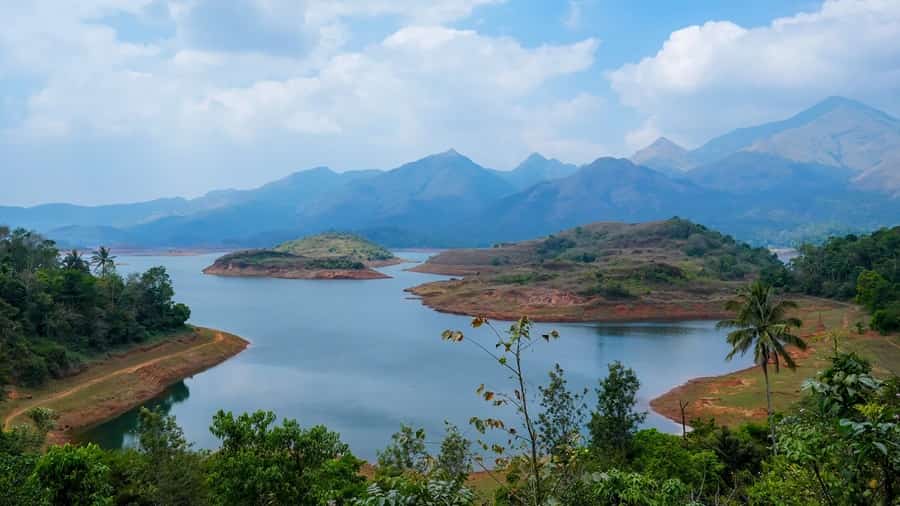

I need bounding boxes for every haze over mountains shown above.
[2,97,898,248]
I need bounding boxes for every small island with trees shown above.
[202,232,403,280]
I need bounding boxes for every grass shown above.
[650,298,900,427]
[276,232,395,263]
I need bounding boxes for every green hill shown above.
[409,218,783,321]
[275,232,396,264]
[203,233,398,280]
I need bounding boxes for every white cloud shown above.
[0,0,602,205]
[608,0,900,146]
[563,1,583,30]
[624,119,662,152]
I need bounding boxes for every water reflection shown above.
[76,253,752,460]
[79,381,191,449]
[589,322,698,338]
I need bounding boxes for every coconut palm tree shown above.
[90,246,116,276]
[717,280,806,453]
[62,249,89,272]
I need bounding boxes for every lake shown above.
[80,252,752,460]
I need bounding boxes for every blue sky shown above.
[2,0,899,205]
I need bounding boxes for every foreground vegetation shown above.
[0,313,896,505]
[0,227,191,391]
[409,218,783,321]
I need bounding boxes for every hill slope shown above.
[408,218,781,321]
[203,233,400,280]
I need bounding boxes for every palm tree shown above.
[717,280,806,453]
[62,249,89,272]
[90,246,116,276]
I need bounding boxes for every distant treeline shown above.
[0,226,190,388]
[785,226,900,333]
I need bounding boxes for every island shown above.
[202,232,403,280]
[407,218,784,322]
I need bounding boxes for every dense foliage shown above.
[0,337,897,504]
[790,226,900,332]
[0,226,190,389]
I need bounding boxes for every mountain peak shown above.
[631,137,691,172]
[640,137,687,154]
[801,95,897,123]
[523,152,548,163]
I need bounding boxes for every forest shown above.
[788,226,900,333]
[0,226,190,389]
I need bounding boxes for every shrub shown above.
[870,302,900,334]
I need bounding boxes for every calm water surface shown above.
[80,252,751,460]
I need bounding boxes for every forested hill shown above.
[789,226,900,332]
[0,226,190,389]
[275,232,396,263]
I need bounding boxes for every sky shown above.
[2,0,899,206]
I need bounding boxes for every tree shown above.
[31,443,114,506]
[61,249,89,273]
[718,281,806,453]
[436,423,472,483]
[441,316,559,506]
[377,425,429,477]
[207,410,362,505]
[856,270,892,312]
[135,407,208,505]
[537,363,587,460]
[588,361,646,460]
[90,247,116,276]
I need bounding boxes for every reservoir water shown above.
[80,252,752,460]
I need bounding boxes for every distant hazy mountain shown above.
[0,198,195,231]
[630,137,692,175]
[478,158,723,242]
[297,150,515,245]
[686,152,855,193]
[3,97,899,249]
[498,153,579,190]
[689,96,900,194]
[123,167,377,247]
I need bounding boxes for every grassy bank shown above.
[651,297,900,426]
[1,327,248,441]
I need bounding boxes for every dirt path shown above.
[3,332,227,430]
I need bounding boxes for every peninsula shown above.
[408,218,783,322]
[203,232,402,280]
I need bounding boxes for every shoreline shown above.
[1,327,249,443]
[203,265,392,280]
[405,284,732,323]
[647,298,892,427]
[202,257,406,280]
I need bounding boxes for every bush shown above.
[630,429,724,490]
[17,356,49,388]
[870,302,900,334]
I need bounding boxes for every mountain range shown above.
[2,96,898,248]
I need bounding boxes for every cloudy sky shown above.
[2,0,899,205]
